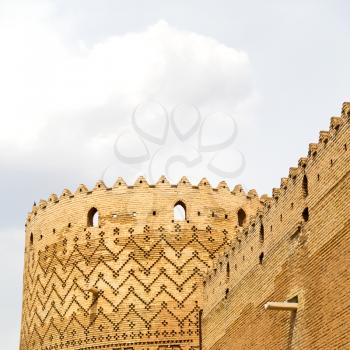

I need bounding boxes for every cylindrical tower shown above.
[20,176,261,350]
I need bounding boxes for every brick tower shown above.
[20,176,262,350]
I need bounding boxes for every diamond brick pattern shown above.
[20,181,261,350]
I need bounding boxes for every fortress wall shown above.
[20,176,262,350]
[202,103,350,350]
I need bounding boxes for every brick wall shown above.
[20,176,262,350]
[202,103,350,350]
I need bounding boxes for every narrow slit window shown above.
[302,207,309,222]
[174,201,186,221]
[226,262,230,279]
[260,223,265,242]
[89,287,99,323]
[237,208,246,227]
[302,175,308,197]
[259,252,264,264]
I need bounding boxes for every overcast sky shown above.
[0,0,349,348]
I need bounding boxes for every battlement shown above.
[203,103,350,349]
[21,174,263,350]
[203,102,350,316]
[25,175,266,238]
[20,102,350,350]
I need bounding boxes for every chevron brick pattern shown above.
[20,178,262,350]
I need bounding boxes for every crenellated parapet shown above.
[25,176,265,239]
[203,102,350,318]
[20,102,350,350]
[21,174,264,350]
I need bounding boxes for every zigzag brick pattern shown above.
[20,176,262,350]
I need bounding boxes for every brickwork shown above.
[19,176,262,350]
[20,102,350,350]
[202,102,350,349]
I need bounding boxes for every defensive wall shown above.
[202,102,350,350]
[20,176,262,350]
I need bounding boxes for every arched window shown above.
[174,201,186,221]
[30,232,33,246]
[226,262,230,279]
[259,223,264,242]
[237,208,246,227]
[302,175,308,197]
[87,207,99,227]
[302,207,309,222]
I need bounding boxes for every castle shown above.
[20,102,350,350]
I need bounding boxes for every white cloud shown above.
[0,227,24,349]
[0,1,259,241]
[0,9,258,346]
[0,4,256,162]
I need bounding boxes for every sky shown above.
[0,0,349,348]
